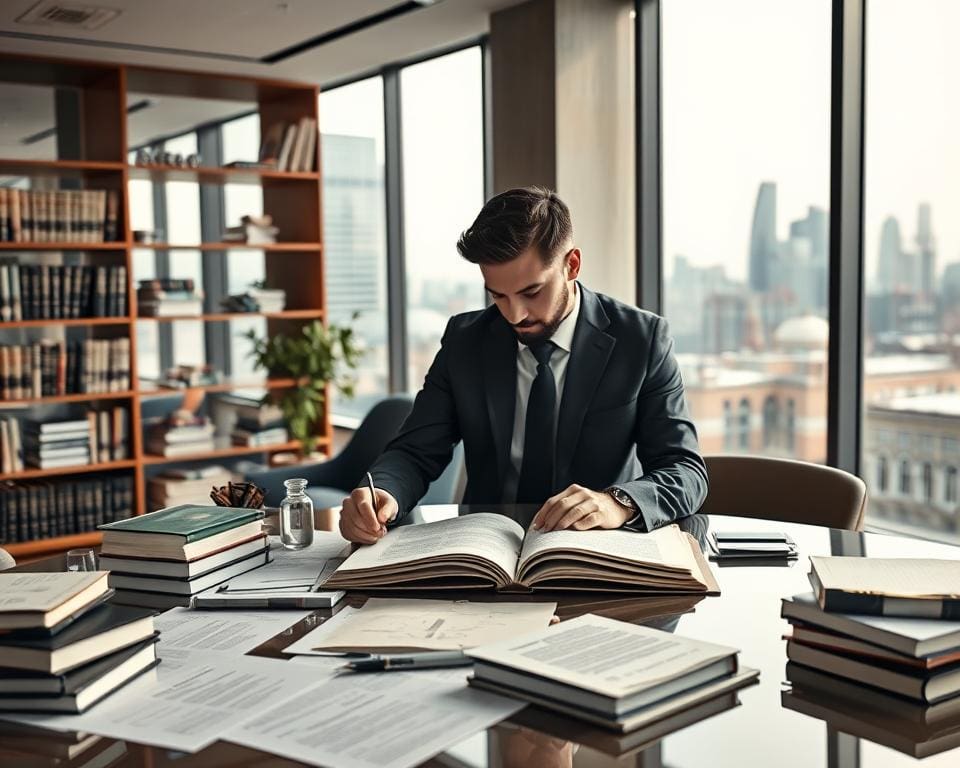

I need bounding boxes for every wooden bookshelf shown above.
[0,53,330,557]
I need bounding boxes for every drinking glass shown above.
[66,548,97,572]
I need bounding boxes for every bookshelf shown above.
[0,54,330,559]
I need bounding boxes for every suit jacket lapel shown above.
[556,286,615,483]
[483,315,518,488]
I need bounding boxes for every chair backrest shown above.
[700,454,867,531]
[334,395,414,490]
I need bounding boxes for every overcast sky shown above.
[663,0,959,286]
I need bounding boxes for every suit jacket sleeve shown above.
[368,320,462,523]
[618,317,708,531]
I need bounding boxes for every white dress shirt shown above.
[502,284,581,503]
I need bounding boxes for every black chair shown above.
[245,395,463,511]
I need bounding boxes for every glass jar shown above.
[279,478,314,550]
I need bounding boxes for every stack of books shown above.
[22,417,91,469]
[144,411,215,458]
[137,278,203,317]
[783,557,960,708]
[222,214,279,245]
[215,390,288,447]
[0,262,127,321]
[0,338,130,398]
[258,118,317,172]
[98,504,270,610]
[466,614,758,732]
[0,188,120,243]
[0,572,157,713]
[248,287,286,313]
[147,465,235,510]
[0,722,128,766]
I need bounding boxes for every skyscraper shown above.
[876,216,903,292]
[916,203,936,297]
[749,182,778,292]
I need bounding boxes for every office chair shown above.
[699,454,867,531]
[245,395,466,518]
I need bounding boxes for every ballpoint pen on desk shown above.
[339,650,473,673]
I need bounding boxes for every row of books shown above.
[0,474,134,544]
[147,465,235,510]
[0,572,157,713]
[0,188,121,243]
[0,263,128,321]
[100,504,270,611]
[21,410,130,470]
[0,338,131,399]
[258,118,317,172]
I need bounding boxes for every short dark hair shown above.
[457,186,572,266]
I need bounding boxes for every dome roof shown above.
[774,315,829,350]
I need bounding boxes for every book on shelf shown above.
[0,638,157,714]
[0,416,23,473]
[18,407,129,469]
[0,474,134,545]
[809,555,960,619]
[137,277,204,317]
[0,572,110,631]
[214,390,284,427]
[231,426,289,447]
[146,465,235,509]
[0,263,127,322]
[0,188,120,244]
[322,513,719,594]
[465,613,758,732]
[144,411,216,457]
[0,338,130,399]
[222,214,280,245]
[143,363,222,390]
[98,503,265,560]
[263,118,317,173]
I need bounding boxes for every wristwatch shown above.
[604,486,645,531]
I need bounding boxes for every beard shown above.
[512,281,571,347]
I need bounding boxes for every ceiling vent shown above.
[15,2,121,31]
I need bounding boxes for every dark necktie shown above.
[516,341,558,504]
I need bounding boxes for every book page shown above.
[467,613,738,699]
[810,557,960,599]
[335,513,525,579]
[518,524,695,573]
[0,572,106,612]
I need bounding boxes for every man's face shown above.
[480,246,581,346]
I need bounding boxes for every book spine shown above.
[823,590,960,620]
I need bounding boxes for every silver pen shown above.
[339,650,472,673]
[366,471,382,533]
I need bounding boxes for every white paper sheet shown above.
[221,534,350,592]
[155,607,311,654]
[282,598,557,654]
[225,662,522,768]
[3,650,333,753]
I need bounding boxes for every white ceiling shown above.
[0,0,519,84]
[0,0,523,157]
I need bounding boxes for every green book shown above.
[98,504,264,542]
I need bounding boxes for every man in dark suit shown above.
[339,187,707,544]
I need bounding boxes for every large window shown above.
[861,1,960,537]
[320,77,389,419]
[400,47,486,390]
[661,0,831,464]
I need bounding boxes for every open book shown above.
[322,513,719,594]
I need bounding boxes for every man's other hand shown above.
[530,484,632,532]
[339,487,399,544]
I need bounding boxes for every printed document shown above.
[155,607,311,654]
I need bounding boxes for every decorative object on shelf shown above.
[134,148,201,168]
[210,480,265,509]
[132,228,163,244]
[244,318,362,453]
[222,214,279,245]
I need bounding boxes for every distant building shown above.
[749,182,778,293]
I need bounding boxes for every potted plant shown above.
[242,317,362,454]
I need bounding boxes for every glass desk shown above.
[4,507,960,768]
